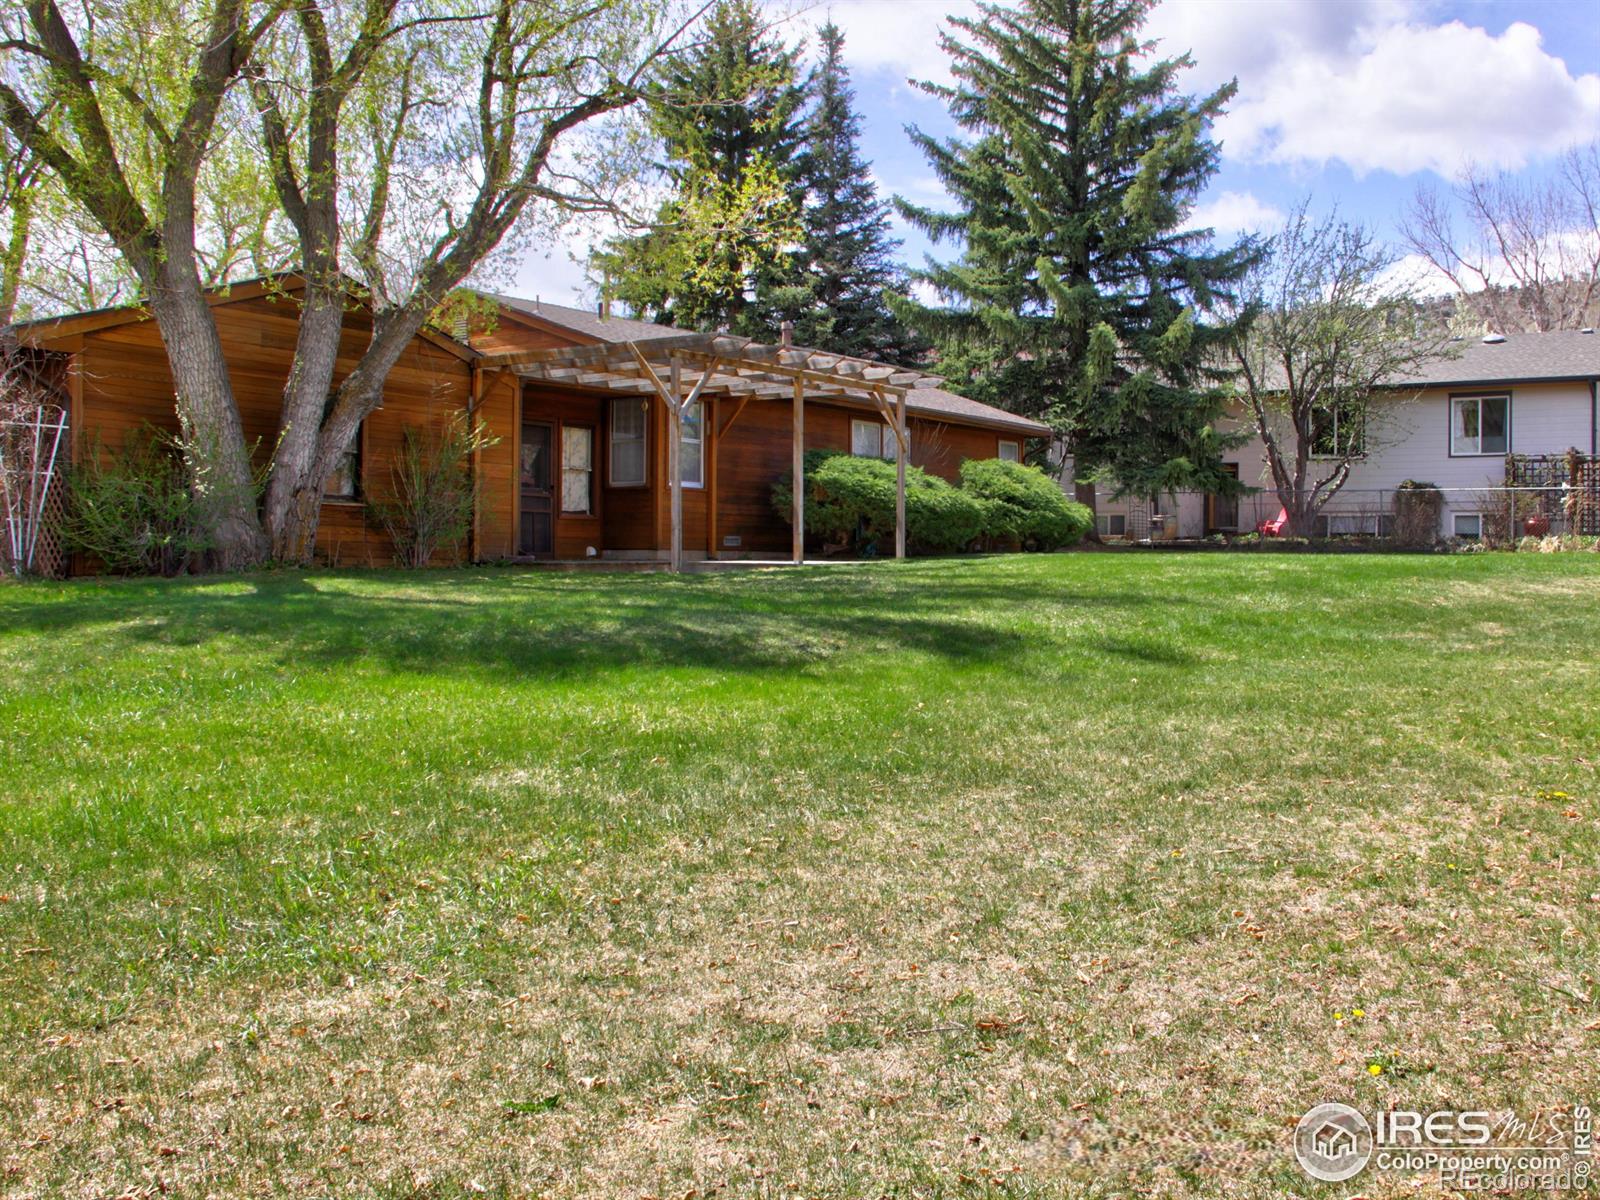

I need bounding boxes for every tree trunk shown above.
[262,281,347,562]
[145,269,268,571]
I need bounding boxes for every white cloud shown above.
[1184,190,1285,237]
[1144,1,1600,178]
[782,0,988,87]
[1223,19,1600,176]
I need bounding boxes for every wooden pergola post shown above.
[668,358,683,574]
[792,376,805,564]
[896,390,908,560]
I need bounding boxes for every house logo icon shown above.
[1294,1102,1373,1181]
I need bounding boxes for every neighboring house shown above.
[1072,331,1600,540]
[12,277,1048,573]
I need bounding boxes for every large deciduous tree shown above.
[893,0,1259,497]
[0,0,288,568]
[2,0,699,567]
[1231,207,1451,539]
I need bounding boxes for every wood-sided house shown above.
[12,277,1048,573]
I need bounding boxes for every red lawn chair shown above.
[1256,507,1288,537]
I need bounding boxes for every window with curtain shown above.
[561,425,593,513]
[1450,395,1509,456]
[609,398,647,485]
[998,439,1020,462]
[680,401,703,487]
[851,418,904,461]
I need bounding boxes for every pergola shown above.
[478,330,944,571]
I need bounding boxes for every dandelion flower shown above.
[1353,1008,1365,1018]
[1334,1011,1344,1020]
[1368,1064,1383,1076]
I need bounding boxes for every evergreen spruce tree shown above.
[894,0,1260,495]
[786,23,922,361]
[595,0,809,337]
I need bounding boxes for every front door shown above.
[519,420,554,556]
[1208,463,1240,532]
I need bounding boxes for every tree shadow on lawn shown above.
[0,560,1191,684]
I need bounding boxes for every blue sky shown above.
[516,0,1600,303]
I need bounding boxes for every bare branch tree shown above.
[1232,205,1454,539]
[1402,142,1600,333]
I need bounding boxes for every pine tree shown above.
[894,0,1260,495]
[785,23,922,361]
[596,0,810,338]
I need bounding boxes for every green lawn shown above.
[1,553,1597,1197]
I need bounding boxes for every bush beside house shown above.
[960,458,1092,550]
[775,454,1089,556]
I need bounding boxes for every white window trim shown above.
[609,397,648,487]
[679,400,704,488]
[998,439,1021,462]
[1452,512,1484,539]
[1449,394,1511,458]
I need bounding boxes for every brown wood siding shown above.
[469,310,584,356]
[53,292,474,571]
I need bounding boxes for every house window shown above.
[998,439,1021,462]
[322,400,362,501]
[851,418,904,461]
[609,397,647,486]
[1096,513,1126,537]
[1450,394,1509,456]
[1453,512,1483,539]
[680,401,704,487]
[561,425,593,514]
[1310,403,1365,459]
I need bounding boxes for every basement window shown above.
[1453,512,1483,539]
[1096,513,1126,537]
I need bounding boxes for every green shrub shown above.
[774,451,983,554]
[366,413,499,567]
[59,427,214,575]
[959,458,1091,550]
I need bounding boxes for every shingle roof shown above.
[1388,330,1600,387]
[488,294,682,344]
[488,294,1052,436]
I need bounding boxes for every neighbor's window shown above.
[998,439,1021,462]
[609,397,647,486]
[1096,513,1126,537]
[1453,512,1483,539]
[680,400,704,487]
[322,398,363,500]
[561,424,594,514]
[1310,402,1366,459]
[1450,394,1509,456]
